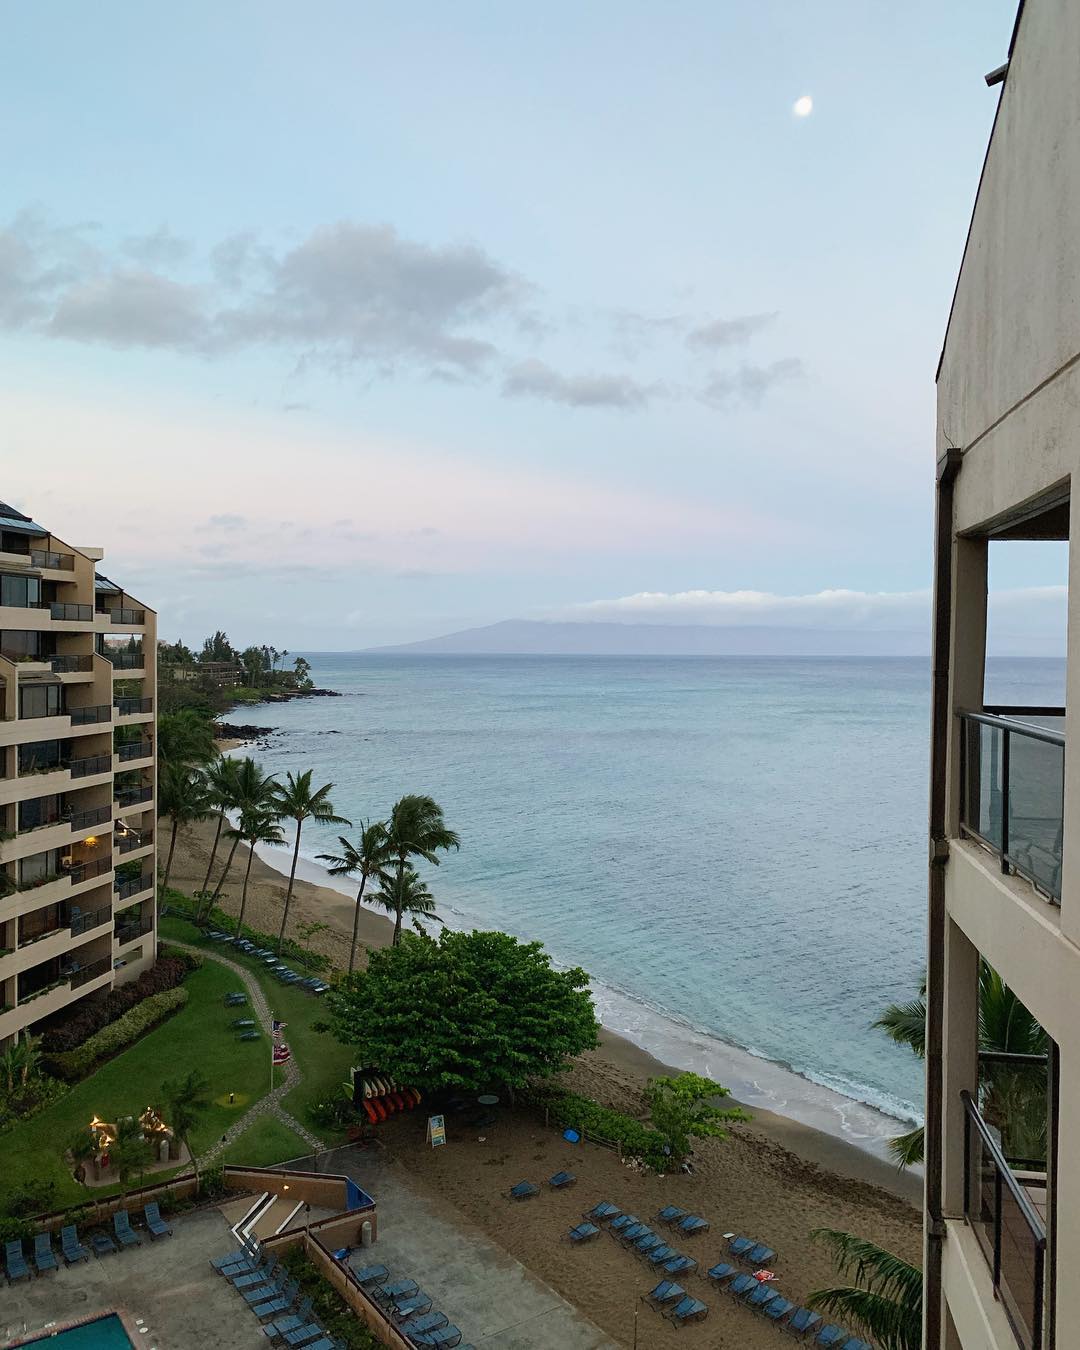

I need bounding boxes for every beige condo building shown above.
[926,2,1077,1348]
[0,501,157,1046]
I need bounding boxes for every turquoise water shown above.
[22,1315,133,1348]
[243,654,1064,1151]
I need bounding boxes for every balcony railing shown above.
[115,785,152,808]
[107,651,144,669]
[70,704,112,726]
[115,915,153,946]
[117,829,153,854]
[68,856,112,885]
[116,740,153,762]
[70,904,113,937]
[50,602,92,622]
[50,654,94,674]
[114,696,152,716]
[115,872,153,900]
[962,1090,1047,1350]
[959,708,1065,903]
[30,548,74,570]
[67,956,112,989]
[69,804,111,831]
[68,754,112,780]
[101,607,145,626]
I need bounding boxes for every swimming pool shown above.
[19,1314,133,1348]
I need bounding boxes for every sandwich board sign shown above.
[427,1114,446,1148]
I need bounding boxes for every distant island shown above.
[366,619,931,657]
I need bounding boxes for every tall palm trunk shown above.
[213,833,242,903]
[277,817,302,952]
[199,814,225,911]
[236,843,255,937]
[160,815,179,907]
[393,853,406,945]
[349,874,369,973]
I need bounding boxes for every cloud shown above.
[702,358,803,405]
[49,269,208,349]
[687,311,777,349]
[121,225,191,266]
[503,358,657,409]
[206,513,247,531]
[562,587,931,629]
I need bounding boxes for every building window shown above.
[0,631,45,660]
[19,904,63,944]
[0,574,42,609]
[19,684,62,720]
[18,849,60,886]
[18,740,63,774]
[18,795,62,831]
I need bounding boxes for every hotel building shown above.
[0,502,156,1045]
[926,2,1076,1348]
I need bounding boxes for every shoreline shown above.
[171,794,921,1206]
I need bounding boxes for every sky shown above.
[2,0,1063,651]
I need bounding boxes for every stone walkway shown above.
[171,941,326,1165]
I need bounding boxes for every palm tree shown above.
[317,822,393,972]
[110,1116,153,1198]
[225,808,285,937]
[272,770,349,952]
[368,866,442,939]
[808,1229,921,1350]
[384,795,459,945]
[157,762,211,900]
[210,758,278,904]
[196,756,242,918]
[162,1069,211,1186]
[875,961,1048,1166]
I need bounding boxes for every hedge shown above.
[525,1085,670,1170]
[45,987,189,1082]
[39,956,191,1053]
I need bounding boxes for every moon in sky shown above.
[793,95,814,118]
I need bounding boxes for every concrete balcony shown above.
[114,913,154,949]
[94,608,146,633]
[113,696,153,725]
[114,785,153,816]
[114,871,154,908]
[14,959,112,1026]
[114,741,153,773]
[5,813,112,864]
[3,906,113,977]
[114,828,153,863]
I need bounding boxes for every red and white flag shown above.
[272,1019,291,1065]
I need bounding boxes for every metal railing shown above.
[30,548,74,570]
[69,804,111,831]
[115,785,152,808]
[115,872,153,900]
[70,703,111,726]
[107,650,144,669]
[117,830,153,854]
[962,1090,1047,1350]
[50,602,92,622]
[70,905,113,937]
[104,607,145,626]
[68,956,112,989]
[113,696,152,716]
[116,740,152,762]
[68,754,112,779]
[959,709,1065,903]
[115,915,153,946]
[68,857,112,885]
[50,654,94,673]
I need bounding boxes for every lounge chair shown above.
[706,1262,735,1285]
[657,1205,685,1225]
[646,1244,677,1265]
[144,1201,172,1239]
[725,1273,758,1299]
[280,1323,326,1347]
[220,1249,264,1277]
[785,1308,822,1337]
[762,1296,796,1324]
[91,1231,118,1257]
[608,1213,638,1235]
[244,1271,288,1304]
[239,1030,261,1041]
[375,1278,418,1304]
[213,1237,260,1270]
[743,1282,779,1311]
[620,1222,650,1245]
[664,1295,708,1328]
[509,1181,538,1200]
[838,1341,873,1350]
[351,1262,389,1286]
[253,1282,301,1319]
[225,992,247,1006]
[642,1280,685,1307]
[412,1329,462,1349]
[403,1313,448,1336]
[393,1294,433,1321]
[634,1234,664,1256]
[663,1255,697,1276]
[585,1201,620,1222]
[677,1215,709,1236]
[232,1018,257,1028]
[113,1210,141,1247]
[61,1224,90,1264]
[568,1222,599,1243]
[34,1232,58,1274]
[548,1170,575,1188]
[262,1299,314,1337]
[747,1242,777,1265]
[5,1239,29,1282]
[728,1235,755,1259]
[814,1330,846,1349]
[234,1257,277,1289]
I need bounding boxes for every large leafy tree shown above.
[875,962,1048,1166]
[384,795,459,945]
[808,1229,922,1350]
[317,823,394,972]
[272,770,349,952]
[646,1072,749,1158]
[157,763,210,898]
[326,928,599,1097]
[210,758,278,903]
[161,1069,211,1186]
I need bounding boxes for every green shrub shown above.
[45,988,189,1082]
[158,944,203,973]
[0,1216,33,1242]
[280,1249,382,1349]
[524,1085,671,1170]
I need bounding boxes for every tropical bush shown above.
[39,957,191,1053]
[524,1085,671,1170]
[45,987,189,1081]
[280,1248,382,1349]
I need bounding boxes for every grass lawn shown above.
[0,959,271,1212]
[221,1114,310,1167]
[159,916,356,1143]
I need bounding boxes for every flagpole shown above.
[269,1011,274,1094]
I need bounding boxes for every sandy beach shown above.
[167,810,921,1346]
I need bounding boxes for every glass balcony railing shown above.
[959,708,1065,903]
[70,905,113,937]
[68,804,111,831]
[116,740,153,762]
[68,857,112,885]
[115,915,153,946]
[107,651,144,669]
[50,602,92,622]
[50,654,94,674]
[68,754,112,779]
[962,1090,1047,1350]
[70,704,111,726]
[115,785,152,808]
[117,829,153,854]
[115,872,153,900]
[113,696,152,716]
[68,956,112,989]
[101,607,145,625]
[30,548,75,570]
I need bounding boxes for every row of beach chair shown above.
[509,1169,574,1199]
[214,1237,342,1350]
[5,1205,171,1283]
[351,1257,474,1348]
[207,932,330,994]
[707,1265,871,1347]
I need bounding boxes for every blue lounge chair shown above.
[585,1201,620,1222]
[786,1308,822,1337]
[609,1213,638,1235]
[748,1242,777,1265]
[657,1205,685,1224]
[635,1234,664,1256]
[352,1262,388,1286]
[548,1170,575,1188]
[664,1295,707,1327]
[620,1222,650,1245]
[646,1244,677,1265]
[113,1210,141,1247]
[414,1330,462,1349]
[213,1237,260,1270]
[706,1262,735,1285]
[839,1341,873,1350]
[5,1239,29,1282]
[404,1313,448,1336]
[375,1278,418,1303]
[664,1255,697,1276]
[762,1296,796,1324]
[728,1235,755,1259]
[725,1273,758,1299]
[509,1180,538,1200]
[144,1201,172,1239]
[34,1232,58,1274]
[281,1324,326,1347]
[393,1293,433,1321]
[814,1330,846,1349]
[642,1280,685,1307]
[678,1215,709,1236]
[220,1249,264,1277]
[232,1018,257,1028]
[568,1222,599,1243]
[91,1231,117,1257]
[262,1299,314,1337]
[234,1257,277,1289]
[61,1224,90,1264]
[244,1271,288,1304]
[743,1282,779,1311]
[253,1282,300,1319]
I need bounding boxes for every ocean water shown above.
[240,653,1064,1157]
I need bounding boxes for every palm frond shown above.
[807,1285,920,1350]
[809,1229,922,1350]
[872,996,927,1057]
[887,1124,925,1168]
